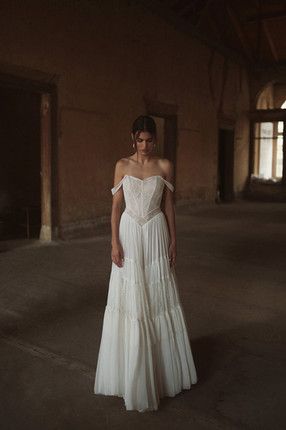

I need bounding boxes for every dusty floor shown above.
[0,201,285,430]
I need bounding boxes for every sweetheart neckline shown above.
[111,174,174,195]
[123,174,164,181]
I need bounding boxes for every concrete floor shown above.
[0,201,285,430]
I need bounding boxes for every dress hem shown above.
[93,380,198,412]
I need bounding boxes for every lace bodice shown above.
[111,175,174,225]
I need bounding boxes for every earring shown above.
[132,143,135,148]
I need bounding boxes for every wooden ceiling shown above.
[144,0,286,68]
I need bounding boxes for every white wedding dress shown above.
[94,175,198,412]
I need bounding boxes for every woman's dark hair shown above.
[132,115,157,139]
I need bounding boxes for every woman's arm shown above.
[161,160,176,267]
[111,160,125,267]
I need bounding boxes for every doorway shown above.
[217,128,234,202]
[0,75,56,242]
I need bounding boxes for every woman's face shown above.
[133,131,155,156]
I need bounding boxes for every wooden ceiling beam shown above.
[226,3,253,61]
[171,0,191,14]
[247,11,286,23]
[176,4,195,19]
[205,7,223,41]
[262,20,279,62]
[172,0,208,24]
[255,0,262,62]
[137,0,252,68]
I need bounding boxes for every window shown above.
[276,100,286,178]
[258,122,274,178]
[254,100,285,180]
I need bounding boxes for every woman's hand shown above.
[168,241,176,267]
[111,242,124,267]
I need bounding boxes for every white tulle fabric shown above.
[94,175,198,412]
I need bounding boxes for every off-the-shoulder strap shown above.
[111,176,125,195]
[162,178,174,192]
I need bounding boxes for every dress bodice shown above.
[111,175,174,225]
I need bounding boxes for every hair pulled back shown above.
[132,115,157,139]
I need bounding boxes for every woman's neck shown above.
[134,152,153,165]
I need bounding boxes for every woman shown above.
[94,115,198,412]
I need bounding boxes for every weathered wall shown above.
[0,0,250,237]
[273,84,286,108]
[256,83,274,109]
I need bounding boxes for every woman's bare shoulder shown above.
[114,157,133,175]
[158,158,174,174]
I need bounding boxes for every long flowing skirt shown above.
[94,210,198,412]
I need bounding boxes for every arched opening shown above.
[247,82,286,200]
[250,83,285,179]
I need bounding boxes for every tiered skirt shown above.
[94,210,198,412]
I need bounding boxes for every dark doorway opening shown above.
[0,86,41,240]
[217,128,234,202]
[0,71,57,243]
